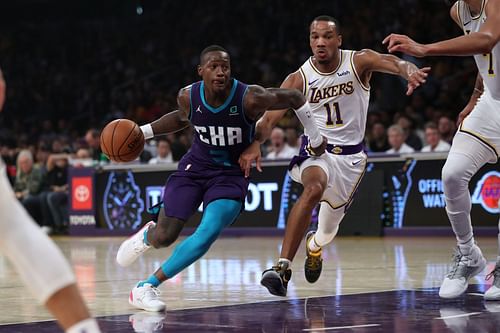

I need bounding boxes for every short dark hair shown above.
[200,45,229,64]
[424,122,438,131]
[311,15,341,34]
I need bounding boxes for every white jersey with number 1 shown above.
[457,0,500,100]
[456,0,500,160]
[298,49,370,146]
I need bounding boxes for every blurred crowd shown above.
[0,0,478,230]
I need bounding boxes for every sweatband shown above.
[140,124,154,140]
[294,102,322,147]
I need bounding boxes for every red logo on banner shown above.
[472,171,500,214]
[72,177,93,210]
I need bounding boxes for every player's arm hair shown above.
[354,49,420,81]
[0,68,5,112]
[143,88,191,138]
[425,0,500,56]
[246,71,303,144]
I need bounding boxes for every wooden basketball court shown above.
[0,235,499,332]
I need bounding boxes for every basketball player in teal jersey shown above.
[239,16,430,297]
[384,0,500,300]
[0,69,101,332]
[116,45,327,312]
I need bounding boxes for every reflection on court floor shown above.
[0,236,498,332]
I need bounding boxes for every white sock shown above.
[66,318,101,333]
[278,258,291,268]
[308,235,321,253]
[458,236,474,250]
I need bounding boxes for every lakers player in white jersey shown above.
[384,0,500,299]
[0,69,101,332]
[239,16,429,296]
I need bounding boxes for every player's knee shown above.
[151,219,183,248]
[442,163,466,194]
[302,183,325,207]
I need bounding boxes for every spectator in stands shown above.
[70,148,93,167]
[13,150,48,231]
[148,138,173,164]
[44,153,69,234]
[386,125,415,154]
[265,127,296,160]
[368,122,391,152]
[285,127,301,155]
[396,114,423,151]
[421,122,451,153]
[84,129,105,162]
[35,144,51,172]
[438,115,456,144]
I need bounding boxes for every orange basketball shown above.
[100,119,145,162]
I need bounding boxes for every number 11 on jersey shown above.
[324,102,343,127]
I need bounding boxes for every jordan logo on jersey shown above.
[309,81,354,103]
[194,125,243,146]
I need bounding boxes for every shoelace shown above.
[305,252,321,270]
[132,238,149,253]
[447,250,469,279]
[140,286,161,301]
[486,265,500,281]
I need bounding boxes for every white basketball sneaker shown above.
[129,283,166,312]
[439,244,487,299]
[116,221,155,267]
[484,257,500,300]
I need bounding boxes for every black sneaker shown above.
[261,261,292,296]
[304,231,322,283]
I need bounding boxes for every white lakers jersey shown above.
[457,0,500,100]
[299,49,370,146]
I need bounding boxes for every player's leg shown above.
[261,161,328,297]
[116,173,202,267]
[129,199,241,311]
[484,198,500,300]
[439,132,494,298]
[304,202,345,283]
[127,173,245,311]
[304,154,366,283]
[0,168,100,333]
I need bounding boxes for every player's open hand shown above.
[382,34,428,57]
[309,136,328,156]
[406,67,431,95]
[238,140,263,178]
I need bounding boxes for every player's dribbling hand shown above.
[238,140,262,178]
[310,136,328,156]
[406,67,431,95]
[382,34,428,58]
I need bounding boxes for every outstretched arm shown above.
[140,87,191,139]
[245,71,303,145]
[244,80,324,150]
[0,69,5,111]
[383,0,500,56]
[239,72,326,177]
[354,49,430,95]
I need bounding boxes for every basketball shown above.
[100,119,145,162]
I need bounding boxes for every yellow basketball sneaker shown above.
[304,231,323,283]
